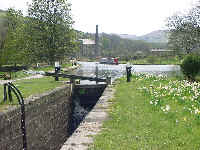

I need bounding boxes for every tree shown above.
[0,10,8,50]
[27,0,76,65]
[167,7,200,54]
[1,8,27,66]
[99,33,152,59]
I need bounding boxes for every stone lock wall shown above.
[0,85,72,150]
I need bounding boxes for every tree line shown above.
[77,32,167,60]
[0,0,78,67]
[100,33,167,59]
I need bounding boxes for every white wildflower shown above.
[166,105,170,111]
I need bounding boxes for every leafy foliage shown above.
[180,54,200,80]
[0,10,7,62]
[27,0,76,64]
[167,7,200,54]
[0,8,26,65]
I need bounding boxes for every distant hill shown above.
[119,34,137,39]
[118,30,168,43]
[137,30,168,43]
[0,9,6,16]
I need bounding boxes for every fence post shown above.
[126,64,132,82]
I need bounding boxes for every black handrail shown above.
[2,82,27,150]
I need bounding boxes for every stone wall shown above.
[0,85,72,150]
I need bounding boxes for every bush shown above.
[180,54,200,80]
[147,56,156,64]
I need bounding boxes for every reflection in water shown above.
[75,62,126,84]
[74,62,182,84]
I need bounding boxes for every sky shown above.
[0,0,197,35]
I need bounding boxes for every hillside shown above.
[137,30,168,43]
[119,30,168,43]
[0,9,6,17]
[119,34,137,39]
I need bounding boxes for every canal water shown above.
[74,62,181,83]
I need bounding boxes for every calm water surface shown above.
[74,62,181,84]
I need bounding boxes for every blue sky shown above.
[0,0,197,35]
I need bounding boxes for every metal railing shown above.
[2,82,27,150]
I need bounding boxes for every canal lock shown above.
[67,84,107,137]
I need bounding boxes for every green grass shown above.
[32,66,54,72]
[0,71,30,80]
[0,77,68,109]
[61,63,72,68]
[89,74,200,150]
[0,63,72,111]
[30,63,72,72]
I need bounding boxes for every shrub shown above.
[147,56,156,64]
[180,54,200,80]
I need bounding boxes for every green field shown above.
[90,74,200,150]
[0,77,68,110]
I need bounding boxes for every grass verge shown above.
[0,77,68,110]
[89,74,200,150]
